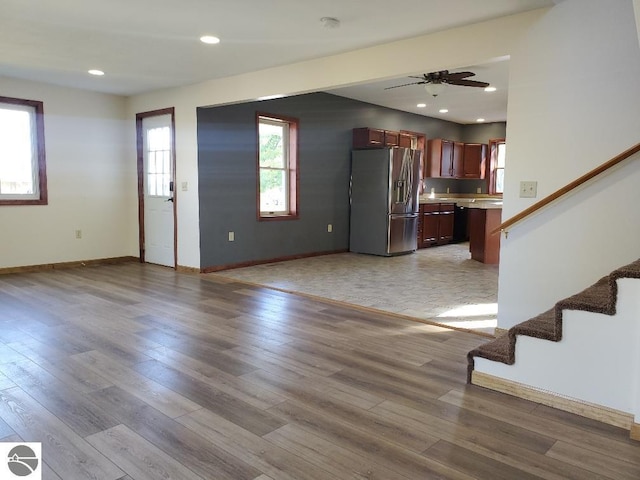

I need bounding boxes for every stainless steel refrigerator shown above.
[349,147,422,256]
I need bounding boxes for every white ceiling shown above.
[327,59,511,124]
[1,0,553,122]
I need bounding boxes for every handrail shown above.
[493,142,640,235]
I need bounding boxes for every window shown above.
[257,113,298,219]
[146,125,172,197]
[488,138,506,195]
[0,96,47,205]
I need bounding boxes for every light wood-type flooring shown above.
[0,262,638,479]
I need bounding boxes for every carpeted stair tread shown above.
[467,335,514,382]
[511,308,558,341]
[467,257,640,378]
[612,259,640,280]
[468,335,514,365]
[556,276,614,315]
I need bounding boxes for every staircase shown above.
[467,258,640,436]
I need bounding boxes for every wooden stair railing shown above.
[492,142,640,235]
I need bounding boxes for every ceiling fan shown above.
[385,70,489,97]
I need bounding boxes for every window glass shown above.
[488,139,506,195]
[494,142,506,193]
[146,126,171,197]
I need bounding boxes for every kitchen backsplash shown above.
[421,178,487,195]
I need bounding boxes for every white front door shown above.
[142,114,175,267]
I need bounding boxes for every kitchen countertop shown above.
[419,195,503,209]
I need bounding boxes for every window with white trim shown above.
[0,96,47,205]
[257,113,298,219]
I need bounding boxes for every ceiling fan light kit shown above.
[424,82,445,97]
[320,17,340,29]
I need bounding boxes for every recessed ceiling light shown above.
[200,35,221,44]
[476,118,486,123]
[439,108,448,113]
[88,69,104,76]
[484,86,497,92]
[416,103,427,108]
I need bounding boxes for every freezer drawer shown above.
[388,214,418,255]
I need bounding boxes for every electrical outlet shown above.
[476,187,482,194]
[327,224,333,233]
[228,231,234,242]
[519,181,537,198]
[181,181,188,191]
[75,229,82,239]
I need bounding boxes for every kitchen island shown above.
[419,195,502,264]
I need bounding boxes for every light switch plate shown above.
[520,181,537,198]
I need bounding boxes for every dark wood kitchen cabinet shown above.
[421,204,440,247]
[426,139,463,178]
[426,139,487,179]
[462,143,488,179]
[383,130,399,146]
[438,203,455,243]
[398,132,413,148]
[352,127,407,149]
[352,127,385,148]
[418,203,455,248]
[469,208,502,264]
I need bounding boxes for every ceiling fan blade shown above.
[384,81,426,90]
[446,79,490,88]
[444,71,476,81]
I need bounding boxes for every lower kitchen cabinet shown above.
[468,208,502,264]
[418,203,454,248]
[438,203,455,243]
[421,204,439,247]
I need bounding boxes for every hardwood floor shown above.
[0,262,637,479]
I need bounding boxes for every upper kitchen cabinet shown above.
[398,132,413,148]
[352,127,401,149]
[426,139,462,178]
[462,143,488,179]
[426,138,487,179]
[383,130,399,147]
[353,127,385,148]
[352,127,416,149]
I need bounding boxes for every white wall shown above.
[126,9,547,268]
[0,78,136,268]
[498,0,640,328]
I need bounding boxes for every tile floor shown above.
[213,242,498,335]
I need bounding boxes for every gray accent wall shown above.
[462,122,506,144]
[197,92,491,269]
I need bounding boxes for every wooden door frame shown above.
[135,107,177,268]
